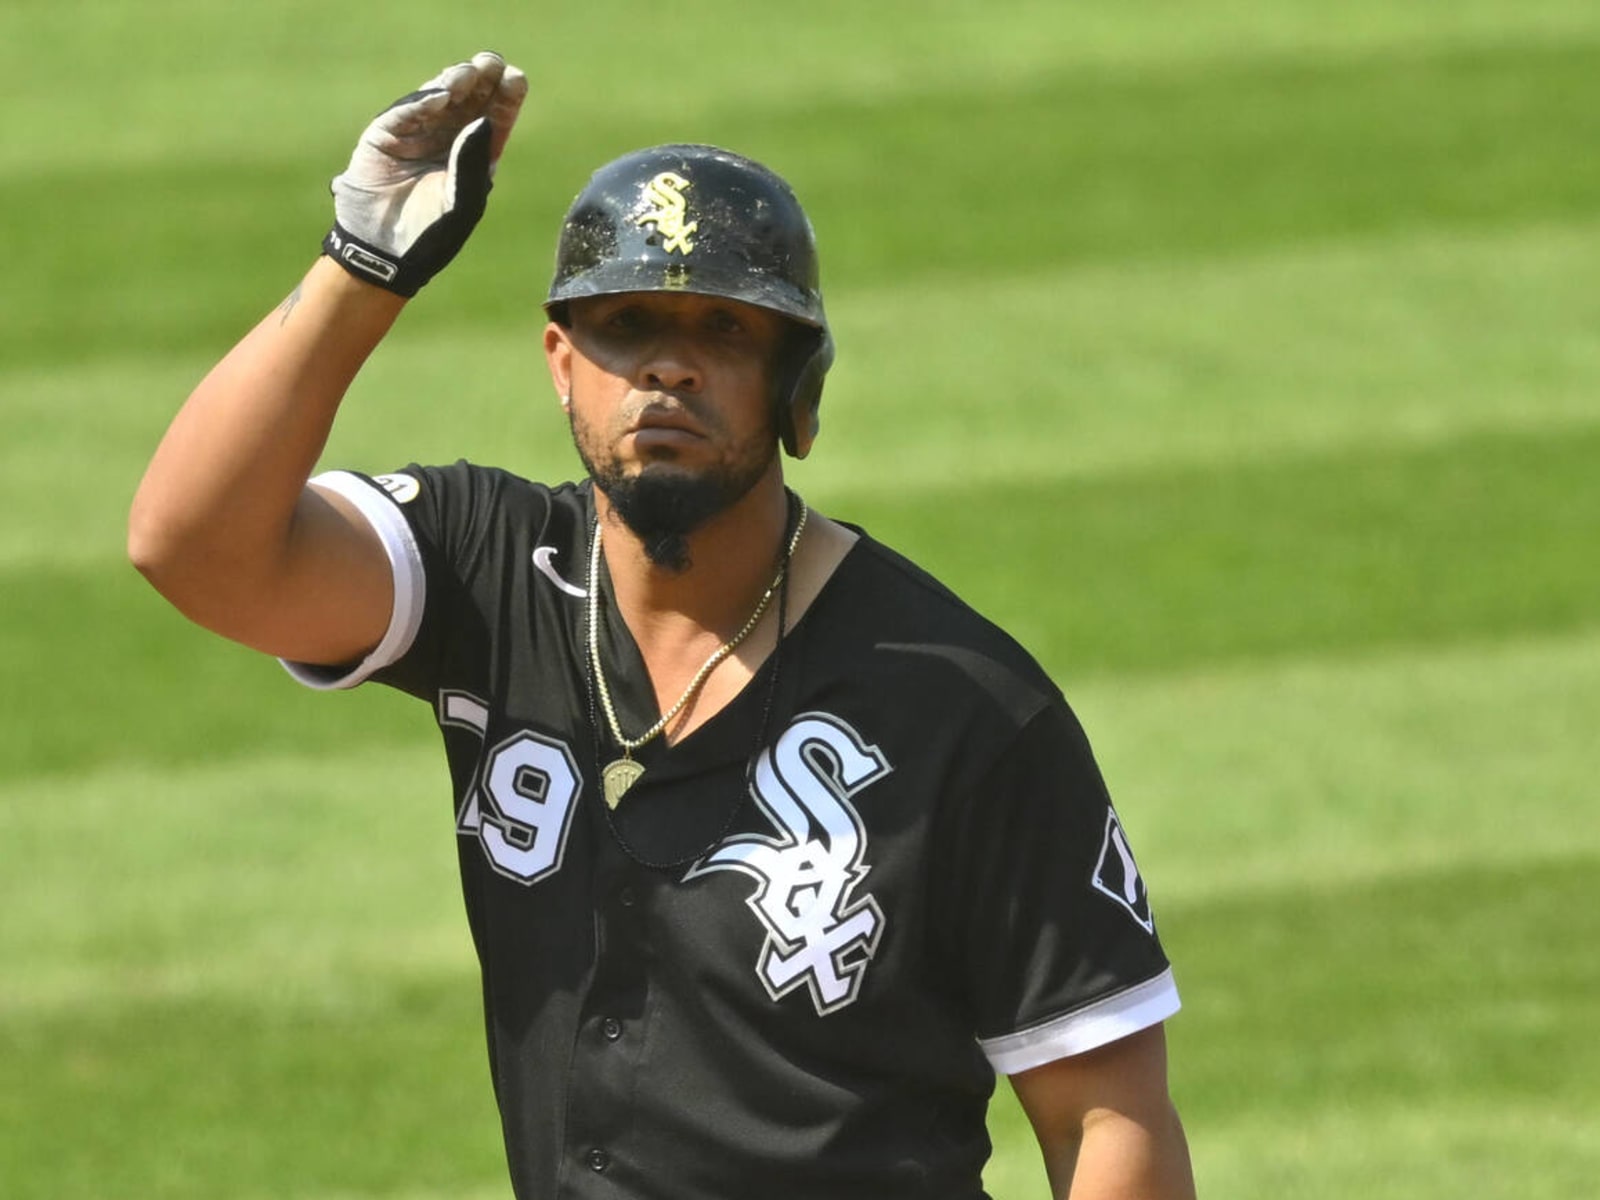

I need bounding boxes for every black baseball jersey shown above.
[286,463,1179,1200]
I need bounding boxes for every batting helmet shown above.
[545,144,833,459]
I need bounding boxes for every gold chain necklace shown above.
[588,502,807,808]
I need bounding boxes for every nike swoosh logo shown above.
[532,545,587,598]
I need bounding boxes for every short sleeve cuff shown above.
[278,470,426,691]
[978,968,1181,1075]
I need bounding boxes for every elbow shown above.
[126,498,165,581]
[126,495,203,598]
[126,503,241,638]
[126,493,289,647]
[127,490,176,582]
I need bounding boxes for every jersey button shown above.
[587,1147,610,1173]
[617,887,637,908]
[601,1017,623,1041]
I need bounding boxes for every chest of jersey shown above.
[436,664,996,1198]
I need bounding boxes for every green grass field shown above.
[4,2,1599,1196]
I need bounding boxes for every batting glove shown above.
[323,51,528,297]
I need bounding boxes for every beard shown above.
[572,412,777,573]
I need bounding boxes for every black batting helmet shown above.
[545,144,833,459]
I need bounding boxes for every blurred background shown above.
[3,1,1598,1196]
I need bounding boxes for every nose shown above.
[638,334,701,394]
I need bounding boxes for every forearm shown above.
[1052,1101,1196,1200]
[128,256,402,607]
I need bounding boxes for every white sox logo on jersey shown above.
[686,713,892,1016]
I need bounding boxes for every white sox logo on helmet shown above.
[634,171,698,255]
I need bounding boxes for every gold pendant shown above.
[602,758,646,809]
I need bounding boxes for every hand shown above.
[323,51,528,297]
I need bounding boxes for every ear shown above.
[544,321,574,409]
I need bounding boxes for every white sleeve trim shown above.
[978,968,1181,1075]
[278,470,426,691]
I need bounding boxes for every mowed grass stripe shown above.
[13,218,1600,571]
[0,570,429,779]
[838,423,1600,678]
[8,424,1596,779]
[10,0,1600,173]
[790,38,1600,282]
[0,746,465,1014]
[0,975,505,1200]
[8,39,1600,367]
[1163,856,1600,1116]
[1181,1100,1600,1200]
[3,856,1592,1198]
[12,1,1600,173]
[1073,629,1600,902]
[805,219,1600,496]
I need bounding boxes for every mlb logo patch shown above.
[1092,809,1155,934]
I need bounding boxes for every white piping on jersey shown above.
[278,470,427,690]
[532,545,588,598]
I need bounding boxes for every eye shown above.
[606,306,650,333]
[706,309,745,336]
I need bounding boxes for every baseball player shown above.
[130,52,1195,1199]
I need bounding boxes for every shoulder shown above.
[815,527,1063,731]
[377,464,588,549]
[382,462,584,512]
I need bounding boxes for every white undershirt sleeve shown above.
[277,470,427,691]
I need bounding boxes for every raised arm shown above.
[128,52,526,666]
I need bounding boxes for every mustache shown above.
[622,391,725,433]
[629,389,705,414]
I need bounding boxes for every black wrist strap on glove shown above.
[322,223,419,296]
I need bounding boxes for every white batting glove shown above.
[323,51,528,297]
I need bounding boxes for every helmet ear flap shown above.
[777,326,834,460]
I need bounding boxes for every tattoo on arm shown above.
[278,284,304,326]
